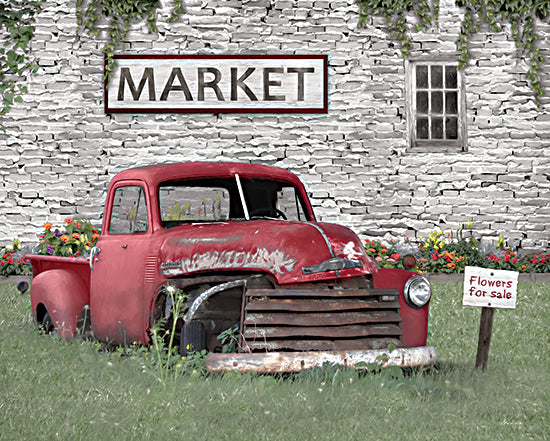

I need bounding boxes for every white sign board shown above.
[463,266,519,309]
[105,54,328,114]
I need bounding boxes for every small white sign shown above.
[463,266,518,309]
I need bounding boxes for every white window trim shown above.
[405,58,467,152]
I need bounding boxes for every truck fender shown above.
[30,269,90,340]
[372,268,430,348]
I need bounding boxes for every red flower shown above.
[64,217,74,224]
[8,257,13,264]
[431,253,438,260]
[390,253,401,261]
[76,223,81,229]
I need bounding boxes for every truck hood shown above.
[158,220,377,284]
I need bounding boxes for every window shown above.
[159,185,230,224]
[158,177,308,228]
[407,61,466,151]
[110,186,148,234]
[242,179,307,221]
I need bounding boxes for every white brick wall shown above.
[1,0,548,252]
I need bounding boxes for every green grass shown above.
[0,281,548,441]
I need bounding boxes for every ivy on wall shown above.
[357,0,440,58]
[0,0,43,121]
[357,0,549,105]
[76,0,184,80]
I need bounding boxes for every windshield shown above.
[159,177,308,228]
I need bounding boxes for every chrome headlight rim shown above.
[404,276,431,308]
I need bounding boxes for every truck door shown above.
[90,181,155,345]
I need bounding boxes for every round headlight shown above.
[404,276,431,308]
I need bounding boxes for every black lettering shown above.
[198,68,224,101]
[231,67,258,101]
[263,68,285,101]
[160,68,193,101]
[287,67,314,101]
[117,67,155,101]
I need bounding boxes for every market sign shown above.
[105,54,328,114]
[463,266,519,309]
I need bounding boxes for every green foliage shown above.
[37,217,100,258]
[357,0,440,57]
[1,282,550,439]
[366,222,550,273]
[149,285,188,385]
[0,0,43,124]
[364,237,405,269]
[0,238,31,276]
[147,286,209,385]
[217,324,239,353]
[455,0,548,105]
[357,0,549,105]
[76,0,184,81]
[416,223,485,273]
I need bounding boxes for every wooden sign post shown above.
[463,266,519,371]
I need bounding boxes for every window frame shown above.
[107,182,150,235]
[405,58,467,152]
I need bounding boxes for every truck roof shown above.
[111,162,305,187]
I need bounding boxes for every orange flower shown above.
[64,217,74,224]
[447,262,456,269]
[92,233,100,241]
[60,235,70,243]
[43,222,53,230]
[72,233,79,239]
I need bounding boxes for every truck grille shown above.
[240,288,402,352]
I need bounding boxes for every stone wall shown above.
[1,0,549,252]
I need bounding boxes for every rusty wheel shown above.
[179,321,206,356]
[40,311,56,335]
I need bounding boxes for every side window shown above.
[276,186,306,221]
[407,61,466,151]
[110,186,148,234]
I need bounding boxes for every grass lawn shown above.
[0,280,548,440]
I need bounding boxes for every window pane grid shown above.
[415,64,459,142]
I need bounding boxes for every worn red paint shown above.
[26,162,435,370]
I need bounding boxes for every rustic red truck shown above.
[25,162,436,372]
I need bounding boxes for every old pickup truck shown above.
[26,162,436,372]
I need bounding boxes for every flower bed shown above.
[0,239,31,277]
[365,223,550,274]
[38,217,100,258]
[0,218,101,277]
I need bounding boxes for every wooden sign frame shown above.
[104,54,329,114]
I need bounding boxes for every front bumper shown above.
[205,346,437,373]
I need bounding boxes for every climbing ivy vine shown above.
[0,0,43,119]
[357,0,549,105]
[358,0,440,58]
[76,0,184,80]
